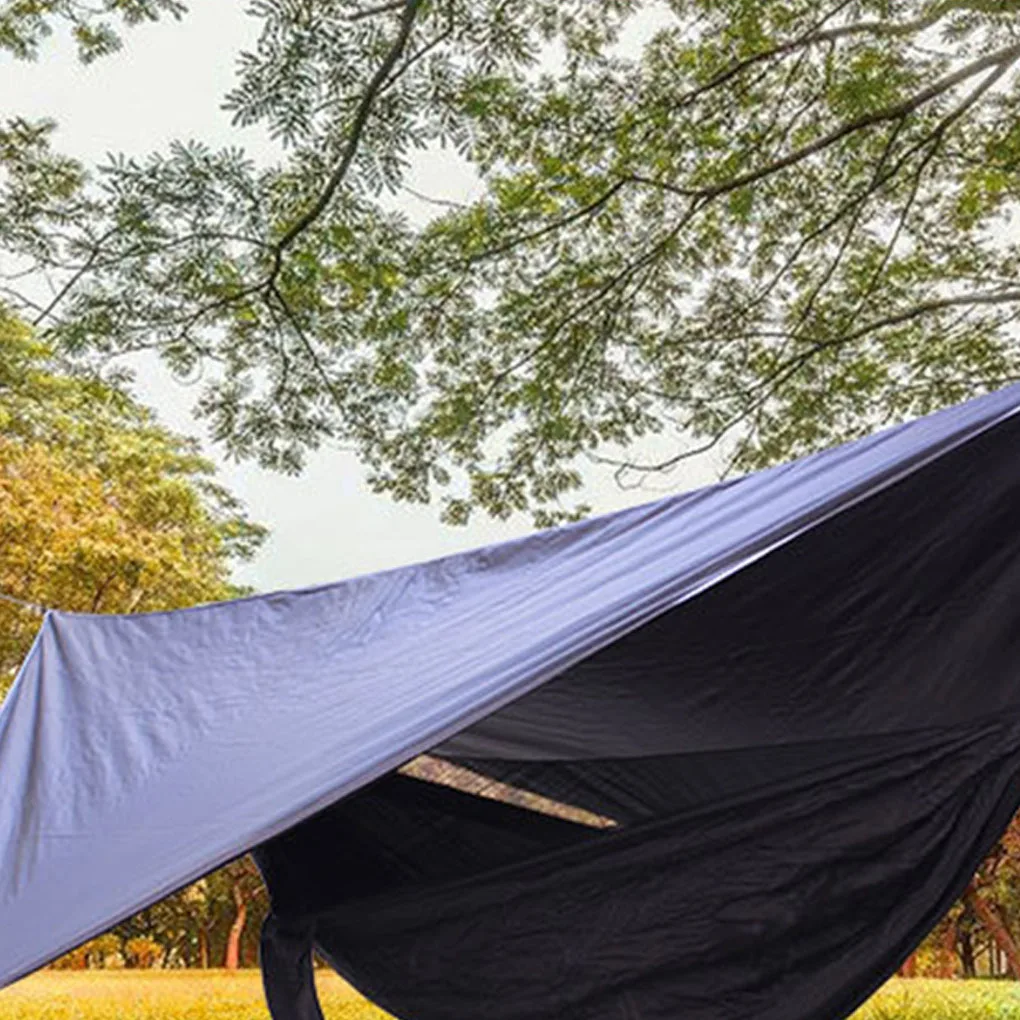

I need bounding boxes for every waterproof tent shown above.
[5,387,1020,1020]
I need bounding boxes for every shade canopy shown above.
[4,384,1020,1020]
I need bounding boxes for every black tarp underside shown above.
[254,411,1020,1020]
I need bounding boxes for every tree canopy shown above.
[3,1,1020,527]
[0,0,185,62]
[0,306,266,694]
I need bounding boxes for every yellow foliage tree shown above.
[0,306,266,696]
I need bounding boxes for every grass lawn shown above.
[0,970,391,1020]
[854,979,1020,1018]
[4,972,1020,1018]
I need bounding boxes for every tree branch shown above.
[380,5,453,94]
[479,198,705,402]
[266,282,348,419]
[818,287,1020,349]
[31,225,120,326]
[666,0,973,120]
[348,1,404,22]
[100,0,427,366]
[625,42,1020,205]
[660,0,858,115]
[812,0,975,44]
[742,287,1020,419]
[615,287,1020,477]
[463,180,627,266]
[789,116,908,334]
[732,55,1009,329]
[272,0,424,262]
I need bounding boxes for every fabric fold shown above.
[259,914,324,1020]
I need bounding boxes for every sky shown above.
[6,1,718,592]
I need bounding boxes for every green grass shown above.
[4,973,1020,1019]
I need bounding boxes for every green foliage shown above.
[0,0,187,63]
[4,1,1020,524]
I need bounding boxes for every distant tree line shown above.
[905,816,1020,979]
[50,857,267,970]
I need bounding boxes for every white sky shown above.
[6,1,717,592]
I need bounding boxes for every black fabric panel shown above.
[253,772,602,918]
[439,413,1020,761]
[255,413,1020,1020]
[257,717,1020,1020]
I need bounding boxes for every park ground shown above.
[3,972,1020,1019]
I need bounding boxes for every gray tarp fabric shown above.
[4,384,1020,1019]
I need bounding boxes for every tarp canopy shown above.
[5,384,1020,1020]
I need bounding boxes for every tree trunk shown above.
[938,919,957,978]
[964,884,1020,978]
[198,926,209,970]
[959,930,976,978]
[224,882,248,970]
